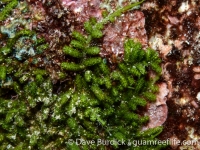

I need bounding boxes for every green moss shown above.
[0,0,18,21]
[63,46,83,58]
[84,47,100,55]
[0,1,168,149]
[61,62,85,71]
[0,66,6,80]
[58,15,165,149]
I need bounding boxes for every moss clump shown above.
[0,1,169,149]
[59,31,164,149]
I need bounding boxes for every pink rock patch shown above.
[143,82,169,130]
[156,83,169,106]
[61,0,102,23]
[101,11,147,62]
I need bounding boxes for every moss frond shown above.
[63,46,83,58]
[82,57,102,67]
[0,66,6,80]
[84,47,100,55]
[61,62,84,71]
[0,0,18,21]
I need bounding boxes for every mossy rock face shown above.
[0,1,168,149]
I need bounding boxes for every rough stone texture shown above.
[142,0,200,149]
[101,11,147,62]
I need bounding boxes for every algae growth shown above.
[0,0,168,149]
